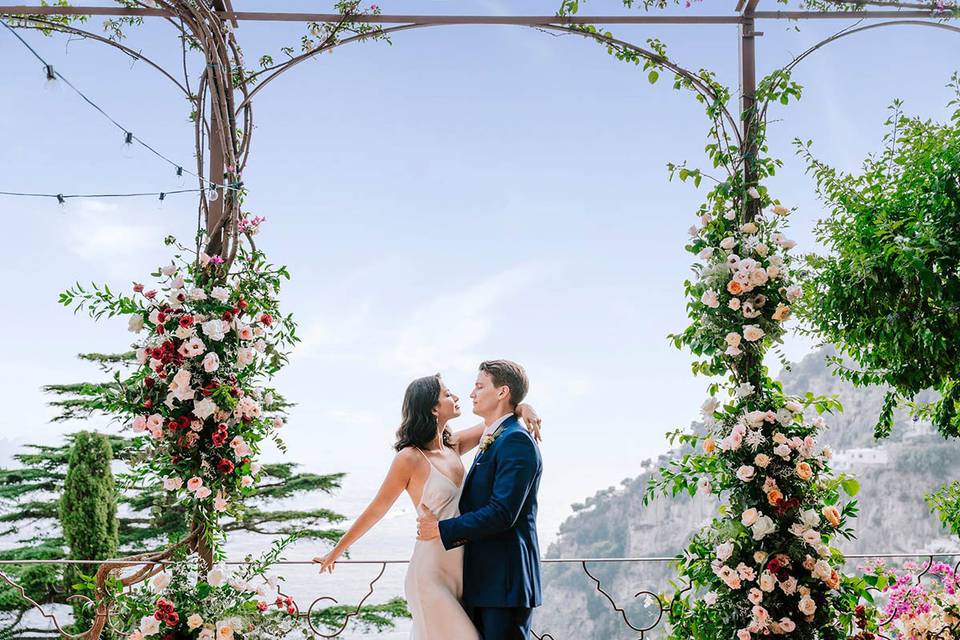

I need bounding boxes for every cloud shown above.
[58,199,164,276]
[379,261,551,375]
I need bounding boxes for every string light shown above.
[0,188,204,205]
[1,19,239,192]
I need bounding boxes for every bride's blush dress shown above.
[404,450,480,640]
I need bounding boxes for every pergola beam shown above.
[0,6,943,23]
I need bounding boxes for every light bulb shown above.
[157,192,166,211]
[43,64,60,93]
[207,186,219,202]
[121,131,135,159]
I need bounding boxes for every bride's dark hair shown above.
[394,374,453,451]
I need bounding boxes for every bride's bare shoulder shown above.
[394,446,424,467]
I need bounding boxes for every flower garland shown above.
[651,183,867,640]
[60,227,298,551]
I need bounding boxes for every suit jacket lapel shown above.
[463,415,520,491]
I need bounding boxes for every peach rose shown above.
[822,506,841,527]
[766,489,783,506]
[795,462,813,480]
[798,595,817,616]
[704,437,716,454]
[727,279,745,295]
[772,303,791,321]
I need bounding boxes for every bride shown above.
[312,374,541,639]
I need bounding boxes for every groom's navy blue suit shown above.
[438,415,542,640]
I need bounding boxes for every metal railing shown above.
[2,553,959,639]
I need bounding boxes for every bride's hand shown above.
[312,550,339,574]
[516,403,542,442]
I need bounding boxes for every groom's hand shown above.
[416,505,440,541]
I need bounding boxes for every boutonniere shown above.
[478,423,508,453]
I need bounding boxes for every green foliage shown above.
[798,75,960,439]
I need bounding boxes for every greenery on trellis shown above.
[797,74,960,441]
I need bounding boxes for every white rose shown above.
[698,247,715,260]
[728,298,742,310]
[250,462,262,474]
[211,286,230,303]
[139,615,161,636]
[751,515,777,540]
[785,400,803,413]
[198,630,214,640]
[207,565,226,587]
[188,288,207,301]
[800,509,820,528]
[703,591,718,605]
[747,186,761,199]
[150,571,171,591]
[160,265,176,277]
[741,508,760,526]
[740,222,758,234]
[187,614,204,630]
[241,475,254,488]
[725,332,742,347]
[193,397,218,421]
[128,315,145,333]
[163,477,183,491]
[715,541,734,562]
[201,319,226,342]
[720,237,737,251]
[735,382,755,398]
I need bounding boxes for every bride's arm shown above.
[451,403,542,456]
[313,449,417,573]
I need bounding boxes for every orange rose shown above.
[766,489,783,506]
[822,506,841,527]
[795,462,813,480]
[825,569,841,590]
[703,437,716,454]
[727,280,745,295]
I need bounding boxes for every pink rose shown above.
[194,486,212,500]
[187,477,203,492]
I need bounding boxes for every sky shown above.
[2,1,959,550]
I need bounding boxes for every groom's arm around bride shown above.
[419,360,543,640]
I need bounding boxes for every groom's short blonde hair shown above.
[479,360,529,408]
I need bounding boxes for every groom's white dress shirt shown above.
[482,413,514,439]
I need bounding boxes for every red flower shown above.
[217,458,235,475]
[222,310,234,322]
[257,601,268,612]
[238,298,248,310]
[156,324,165,335]
[259,313,273,326]
[767,558,781,573]
[133,283,144,293]
[154,611,164,620]
[275,597,284,607]
[212,425,228,447]
[164,612,179,626]
[144,377,155,388]
[143,399,154,409]
[144,290,157,299]
[286,605,296,615]
[179,315,194,328]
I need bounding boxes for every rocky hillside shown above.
[533,348,960,639]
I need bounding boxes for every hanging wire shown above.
[0,188,202,201]
[0,19,239,192]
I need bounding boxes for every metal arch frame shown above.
[233,21,741,145]
[784,18,960,74]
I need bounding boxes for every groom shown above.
[417,359,543,640]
